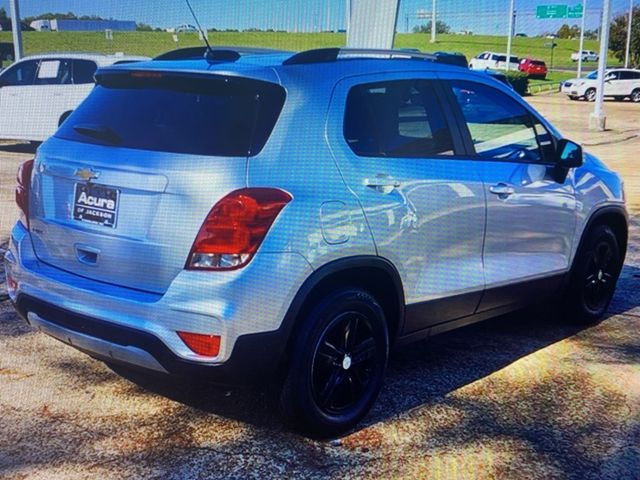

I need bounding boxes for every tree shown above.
[23,12,111,23]
[136,23,153,31]
[556,23,580,39]
[0,7,7,21]
[583,29,598,40]
[609,6,640,67]
[412,20,450,34]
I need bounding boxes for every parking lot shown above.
[0,93,639,479]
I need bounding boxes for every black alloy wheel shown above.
[565,224,622,324]
[279,288,389,438]
[582,239,618,313]
[311,311,378,415]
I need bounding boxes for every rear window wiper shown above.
[72,124,122,145]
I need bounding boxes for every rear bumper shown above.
[4,221,313,383]
[12,294,289,384]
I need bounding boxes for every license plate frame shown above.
[73,183,120,228]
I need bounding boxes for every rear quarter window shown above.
[72,60,98,84]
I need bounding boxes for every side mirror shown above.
[556,139,583,168]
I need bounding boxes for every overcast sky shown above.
[0,0,634,35]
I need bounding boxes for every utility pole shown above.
[590,0,612,131]
[9,0,24,61]
[625,0,633,68]
[326,0,331,32]
[506,0,515,72]
[431,0,436,43]
[577,0,587,78]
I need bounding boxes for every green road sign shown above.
[536,5,568,19]
[567,4,584,18]
[536,4,584,19]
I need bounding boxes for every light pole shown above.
[346,0,351,33]
[625,0,633,68]
[590,0,612,131]
[506,0,515,72]
[431,0,436,43]
[577,0,587,78]
[9,0,24,61]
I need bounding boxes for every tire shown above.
[568,95,578,101]
[585,88,597,102]
[564,225,622,324]
[279,287,389,438]
[631,89,640,103]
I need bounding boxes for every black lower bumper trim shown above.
[13,294,287,385]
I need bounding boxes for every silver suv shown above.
[4,48,628,437]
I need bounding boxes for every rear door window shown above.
[56,72,286,157]
[344,79,455,158]
[618,71,640,80]
[34,59,73,85]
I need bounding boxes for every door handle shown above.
[364,174,401,194]
[489,183,515,198]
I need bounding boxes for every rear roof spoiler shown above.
[154,46,292,62]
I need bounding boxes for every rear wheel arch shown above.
[277,256,405,373]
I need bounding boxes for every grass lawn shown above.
[0,31,620,71]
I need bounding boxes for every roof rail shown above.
[154,46,292,61]
[283,48,438,66]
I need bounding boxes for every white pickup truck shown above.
[571,50,598,62]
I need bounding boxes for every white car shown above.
[469,51,520,71]
[175,24,198,33]
[562,68,640,102]
[0,53,148,142]
[571,50,598,62]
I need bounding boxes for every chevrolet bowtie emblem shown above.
[75,167,100,182]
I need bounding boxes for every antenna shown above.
[184,0,213,55]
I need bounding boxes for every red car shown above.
[519,58,547,79]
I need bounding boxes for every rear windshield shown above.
[531,61,546,66]
[56,72,286,157]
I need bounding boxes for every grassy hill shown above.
[0,31,616,70]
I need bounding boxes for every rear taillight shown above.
[186,188,292,271]
[15,159,34,229]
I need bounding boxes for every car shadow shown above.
[108,263,640,436]
[0,142,39,154]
